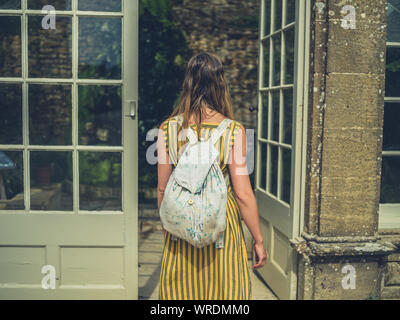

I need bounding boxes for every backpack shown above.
[159,115,233,249]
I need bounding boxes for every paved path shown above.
[138,218,277,300]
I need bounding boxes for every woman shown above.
[157,52,267,300]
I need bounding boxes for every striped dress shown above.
[158,116,252,300]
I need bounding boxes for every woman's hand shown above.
[162,226,167,239]
[253,241,268,269]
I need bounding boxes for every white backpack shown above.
[159,115,233,249]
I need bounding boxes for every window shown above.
[257,0,295,205]
[379,0,400,228]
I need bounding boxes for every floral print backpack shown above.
[159,115,233,249]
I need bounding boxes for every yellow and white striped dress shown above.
[158,116,252,300]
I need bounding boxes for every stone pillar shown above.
[293,0,397,299]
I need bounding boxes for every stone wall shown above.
[171,0,260,129]
[380,236,400,299]
[294,0,398,299]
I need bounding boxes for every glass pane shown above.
[0,84,22,145]
[263,0,271,36]
[28,0,72,10]
[385,46,400,97]
[272,33,281,86]
[0,0,20,9]
[269,145,278,196]
[284,27,295,84]
[274,0,282,31]
[30,151,73,210]
[78,85,122,146]
[282,147,291,204]
[261,93,268,139]
[387,0,400,42]
[79,17,122,79]
[259,143,267,190]
[380,156,400,203]
[29,84,72,145]
[286,0,295,25]
[0,151,24,210]
[383,102,400,151]
[78,0,121,12]
[79,152,121,211]
[0,16,21,77]
[262,39,270,88]
[283,89,293,145]
[28,16,72,78]
[271,90,280,142]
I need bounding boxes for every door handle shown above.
[125,100,138,119]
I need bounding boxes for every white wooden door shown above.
[254,0,309,299]
[0,0,138,299]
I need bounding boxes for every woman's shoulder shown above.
[160,116,178,129]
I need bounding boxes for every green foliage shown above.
[138,0,192,189]
[79,152,121,187]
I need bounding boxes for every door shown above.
[0,0,138,299]
[254,0,309,299]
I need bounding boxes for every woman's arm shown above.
[228,124,267,268]
[228,124,263,244]
[157,122,172,237]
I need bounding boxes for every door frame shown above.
[254,0,310,299]
[0,0,139,299]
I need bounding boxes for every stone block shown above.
[384,262,400,286]
[314,260,380,300]
[324,73,385,130]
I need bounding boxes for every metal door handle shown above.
[125,100,138,119]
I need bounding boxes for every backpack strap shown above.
[210,118,233,145]
[175,115,198,145]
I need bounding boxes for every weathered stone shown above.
[384,262,400,286]
[314,261,381,300]
[381,286,400,300]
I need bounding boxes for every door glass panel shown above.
[269,145,278,196]
[387,0,400,42]
[259,143,267,190]
[29,84,72,146]
[28,16,72,78]
[286,0,295,25]
[0,84,22,145]
[380,157,400,203]
[78,17,122,79]
[78,0,122,12]
[78,85,122,146]
[261,93,268,139]
[283,89,293,144]
[385,46,400,97]
[282,148,291,204]
[274,0,282,31]
[30,151,73,210]
[28,0,72,10]
[284,27,294,84]
[262,39,270,88]
[271,90,280,142]
[79,152,121,211]
[0,16,21,77]
[263,0,271,36]
[0,151,24,210]
[272,33,281,86]
[0,0,20,9]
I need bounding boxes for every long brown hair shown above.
[166,52,235,138]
